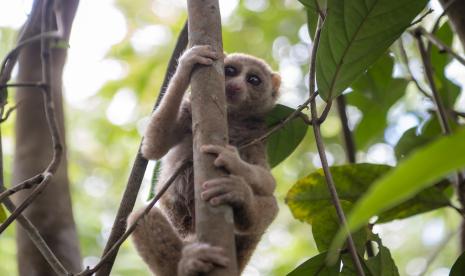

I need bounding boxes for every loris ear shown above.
[271,73,281,99]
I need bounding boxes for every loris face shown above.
[223,53,281,116]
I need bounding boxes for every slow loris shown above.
[129,45,281,276]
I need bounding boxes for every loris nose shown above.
[226,83,241,93]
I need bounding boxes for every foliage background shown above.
[0,0,463,275]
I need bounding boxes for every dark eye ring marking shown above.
[225,65,238,77]
[247,75,261,86]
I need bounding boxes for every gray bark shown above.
[187,0,238,275]
[13,0,81,275]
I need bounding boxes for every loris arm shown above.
[142,46,218,160]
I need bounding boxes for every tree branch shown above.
[94,21,188,276]
[397,37,433,100]
[308,16,365,276]
[238,92,318,150]
[336,95,356,163]
[79,161,191,276]
[416,27,465,66]
[187,0,238,274]
[1,197,70,276]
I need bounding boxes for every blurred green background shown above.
[0,0,463,275]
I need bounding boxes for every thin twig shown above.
[308,16,365,276]
[1,196,70,276]
[0,104,19,123]
[77,161,190,276]
[416,27,465,66]
[317,99,332,124]
[431,0,459,34]
[239,92,318,150]
[452,110,465,118]
[410,9,433,26]
[0,174,43,203]
[94,21,189,276]
[398,38,433,100]
[0,82,46,89]
[336,95,356,164]
[312,0,325,19]
[415,32,451,135]
[448,203,465,217]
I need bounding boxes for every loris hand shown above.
[178,45,219,74]
[201,144,247,175]
[178,243,229,276]
[201,174,253,209]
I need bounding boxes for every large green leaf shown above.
[266,104,308,168]
[450,251,465,276]
[342,127,465,236]
[287,251,340,276]
[316,0,428,100]
[339,233,398,276]
[347,54,407,149]
[286,163,449,225]
[312,204,367,254]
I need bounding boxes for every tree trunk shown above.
[187,0,238,275]
[13,0,81,275]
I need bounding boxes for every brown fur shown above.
[129,47,280,275]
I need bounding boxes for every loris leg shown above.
[129,207,182,276]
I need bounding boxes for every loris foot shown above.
[178,242,229,276]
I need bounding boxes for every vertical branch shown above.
[415,30,465,250]
[187,1,238,275]
[336,95,356,163]
[95,22,188,276]
[308,17,365,276]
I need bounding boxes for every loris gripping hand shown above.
[200,144,277,233]
[200,145,253,208]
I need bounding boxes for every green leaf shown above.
[343,127,465,236]
[0,204,7,223]
[316,0,428,100]
[365,234,400,276]
[286,163,450,225]
[347,54,407,149]
[376,179,449,223]
[312,204,367,254]
[340,254,373,276]
[450,251,465,276]
[287,251,340,276]
[266,104,308,168]
[147,160,162,201]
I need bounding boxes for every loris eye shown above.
[225,65,238,76]
[247,75,261,86]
